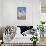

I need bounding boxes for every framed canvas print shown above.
[17,7,26,20]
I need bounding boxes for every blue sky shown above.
[17,7,26,13]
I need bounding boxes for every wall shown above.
[0,0,3,26]
[0,0,41,27]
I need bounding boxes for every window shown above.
[41,0,46,13]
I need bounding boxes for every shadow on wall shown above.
[0,27,5,40]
